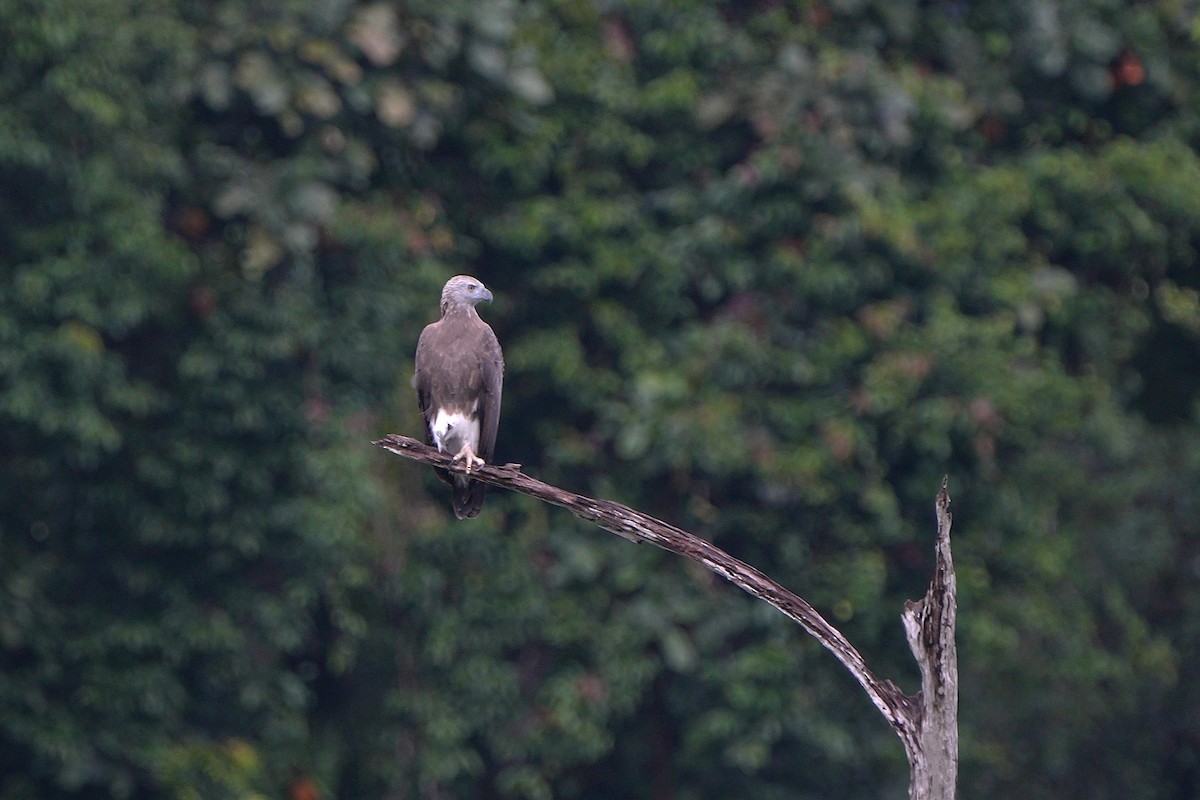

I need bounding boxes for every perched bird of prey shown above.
[413,275,504,518]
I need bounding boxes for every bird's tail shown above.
[452,479,487,519]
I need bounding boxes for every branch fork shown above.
[374,434,957,799]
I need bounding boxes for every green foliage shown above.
[155,739,271,800]
[2,0,1199,798]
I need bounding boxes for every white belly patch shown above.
[431,409,480,456]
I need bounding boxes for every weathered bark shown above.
[374,434,957,799]
[901,478,958,799]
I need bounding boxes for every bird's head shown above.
[441,275,493,314]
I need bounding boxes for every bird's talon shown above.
[451,449,485,473]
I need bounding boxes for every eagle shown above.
[413,275,504,519]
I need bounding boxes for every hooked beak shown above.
[481,287,494,303]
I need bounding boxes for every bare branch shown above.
[375,436,958,799]
[373,434,918,741]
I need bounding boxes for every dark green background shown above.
[2,0,1198,797]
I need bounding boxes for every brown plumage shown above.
[413,276,504,518]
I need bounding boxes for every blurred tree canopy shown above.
[2,0,1199,798]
